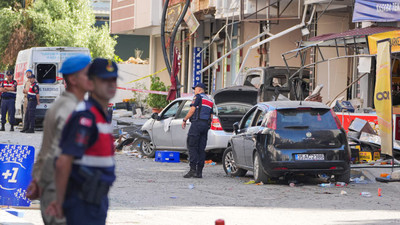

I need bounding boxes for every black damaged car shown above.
[222,101,351,183]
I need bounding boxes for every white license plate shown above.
[295,154,324,161]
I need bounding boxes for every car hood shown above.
[213,86,258,105]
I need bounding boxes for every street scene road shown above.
[1,0,400,224]
[1,127,400,225]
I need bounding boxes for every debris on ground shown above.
[245,180,256,185]
[205,160,216,166]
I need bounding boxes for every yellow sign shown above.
[374,40,393,156]
[368,30,400,55]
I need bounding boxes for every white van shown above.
[14,47,90,123]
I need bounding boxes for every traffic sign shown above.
[0,144,35,207]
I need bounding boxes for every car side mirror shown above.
[151,113,159,120]
[233,122,239,134]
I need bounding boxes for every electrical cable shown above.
[169,0,191,98]
[161,0,171,76]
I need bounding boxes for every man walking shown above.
[47,58,118,225]
[182,83,214,178]
[26,55,92,225]
[0,71,17,131]
[21,74,40,133]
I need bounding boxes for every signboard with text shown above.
[193,47,203,88]
[0,144,35,207]
[353,0,400,22]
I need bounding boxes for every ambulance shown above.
[13,47,90,123]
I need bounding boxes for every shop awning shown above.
[301,26,399,47]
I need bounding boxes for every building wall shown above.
[112,64,150,104]
[315,13,351,104]
[270,19,304,67]
[241,22,260,73]
[110,0,135,34]
[154,36,172,87]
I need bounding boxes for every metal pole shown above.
[199,30,273,74]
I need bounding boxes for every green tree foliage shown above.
[147,76,170,109]
[0,0,117,70]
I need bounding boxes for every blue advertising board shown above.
[0,144,35,207]
[353,0,400,22]
[193,47,203,88]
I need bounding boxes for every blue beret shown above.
[59,54,91,75]
[26,69,33,73]
[192,82,206,90]
[89,58,118,79]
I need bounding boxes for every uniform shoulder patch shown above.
[79,116,93,127]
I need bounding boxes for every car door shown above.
[231,106,257,166]
[151,100,183,149]
[169,100,192,150]
[244,109,266,166]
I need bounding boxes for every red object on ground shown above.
[215,219,225,225]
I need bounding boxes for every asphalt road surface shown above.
[1,126,400,224]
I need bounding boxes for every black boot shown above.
[20,128,28,133]
[194,168,203,178]
[25,128,34,133]
[0,124,4,131]
[10,125,14,131]
[183,170,196,178]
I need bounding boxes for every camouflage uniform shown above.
[32,91,79,225]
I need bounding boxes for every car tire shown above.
[140,139,156,158]
[335,169,350,183]
[222,147,247,177]
[253,151,269,183]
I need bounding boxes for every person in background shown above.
[0,71,17,131]
[46,58,118,225]
[21,74,40,133]
[26,55,92,225]
[22,69,33,127]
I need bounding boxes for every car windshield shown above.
[217,103,252,116]
[276,108,337,130]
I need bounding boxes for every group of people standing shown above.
[0,69,39,133]
[26,55,118,225]
[18,53,214,225]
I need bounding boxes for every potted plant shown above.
[147,76,169,113]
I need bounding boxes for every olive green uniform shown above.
[32,91,79,225]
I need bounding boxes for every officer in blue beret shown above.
[27,54,92,225]
[182,82,214,178]
[20,74,40,133]
[22,69,34,120]
[47,58,118,225]
[0,71,17,131]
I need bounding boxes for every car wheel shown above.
[335,169,350,183]
[140,139,156,158]
[222,147,247,177]
[253,151,269,183]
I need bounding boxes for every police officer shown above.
[182,83,214,178]
[22,69,33,127]
[46,58,118,225]
[0,71,17,131]
[21,74,40,133]
[27,54,92,225]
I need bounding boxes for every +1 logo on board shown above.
[0,144,35,207]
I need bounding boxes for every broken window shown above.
[36,64,57,84]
